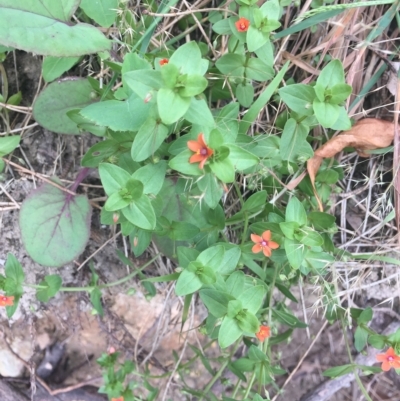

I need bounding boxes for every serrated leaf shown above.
[19,181,92,267]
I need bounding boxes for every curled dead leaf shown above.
[307,118,394,210]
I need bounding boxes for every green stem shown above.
[242,370,257,399]
[241,212,249,245]
[341,317,374,401]
[198,341,241,401]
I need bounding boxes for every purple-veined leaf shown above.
[19,181,92,267]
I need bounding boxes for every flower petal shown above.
[381,361,391,371]
[376,354,387,362]
[262,230,271,241]
[269,241,280,249]
[251,234,262,243]
[197,133,207,148]
[187,140,201,152]
[252,244,262,253]
[199,157,207,169]
[262,247,272,257]
[189,154,205,164]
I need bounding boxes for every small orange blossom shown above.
[251,230,279,257]
[256,325,270,342]
[111,397,124,401]
[235,17,250,32]
[376,347,400,371]
[187,133,214,169]
[0,295,14,307]
[159,58,169,66]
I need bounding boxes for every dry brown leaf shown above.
[307,118,394,211]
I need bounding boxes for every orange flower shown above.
[111,397,124,401]
[235,17,250,32]
[251,230,279,257]
[256,325,270,341]
[376,347,400,371]
[187,133,214,169]
[0,295,14,307]
[159,58,169,66]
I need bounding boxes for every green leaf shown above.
[36,274,62,302]
[122,195,156,230]
[197,246,225,272]
[4,253,24,295]
[199,289,234,317]
[323,364,354,378]
[178,75,208,97]
[0,0,110,56]
[313,100,340,128]
[226,271,245,296]
[219,247,241,275]
[123,70,163,98]
[99,163,131,195]
[19,181,91,267]
[0,135,20,156]
[272,309,307,328]
[219,316,242,348]
[368,334,386,349]
[260,0,281,20]
[317,59,345,88]
[90,287,104,316]
[168,221,200,241]
[177,247,200,268]
[236,310,259,333]
[280,118,312,162]
[245,58,274,81]
[184,97,215,127]
[81,140,119,168]
[284,238,305,270]
[33,79,95,134]
[169,149,203,176]
[354,326,369,352]
[237,286,265,314]
[175,269,203,296]
[328,83,352,104]
[80,0,118,28]
[216,54,245,77]
[247,26,269,52]
[157,88,191,125]
[80,94,151,132]
[357,307,373,324]
[42,56,80,82]
[131,118,169,162]
[239,62,289,134]
[279,84,315,116]
[210,158,235,183]
[169,41,208,76]
[131,161,167,195]
[294,227,324,247]
[279,221,299,239]
[197,173,223,209]
[286,197,307,226]
[236,82,254,107]
[308,211,335,230]
[104,192,130,211]
[225,144,259,170]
